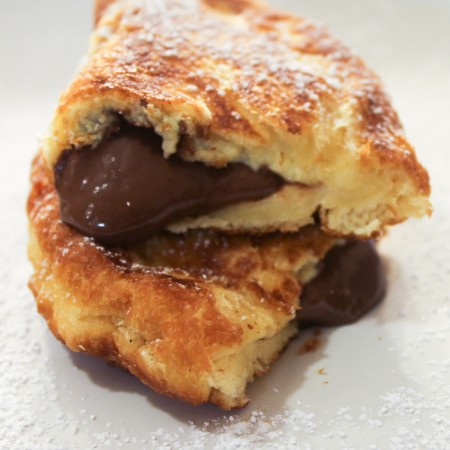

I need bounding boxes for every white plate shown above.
[1,0,449,448]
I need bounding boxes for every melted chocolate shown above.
[54,123,284,246]
[298,241,386,327]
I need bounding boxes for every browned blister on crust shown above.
[45,0,430,240]
[28,155,336,408]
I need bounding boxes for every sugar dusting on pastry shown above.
[45,0,430,241]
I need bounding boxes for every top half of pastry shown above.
[43,0,431,243]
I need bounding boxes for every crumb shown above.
[298,337,322,355]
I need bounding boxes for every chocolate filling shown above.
[54,123,284,246]
[298,241,386,327]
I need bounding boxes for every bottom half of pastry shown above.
[27,155,385,409]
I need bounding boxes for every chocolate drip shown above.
[298,241,386,327]
[54,123,284,246]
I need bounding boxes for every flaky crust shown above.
[28,155,336,408]
[44,0,430,238]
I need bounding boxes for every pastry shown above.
[44,0,430,245]
[28,0,430,409]
[28,153,387,407]
[29,154,337,408]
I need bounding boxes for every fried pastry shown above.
[28,155,337,408]
[44,0,430,245]
[27,0,431,409]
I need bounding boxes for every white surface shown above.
[1,0,450,449]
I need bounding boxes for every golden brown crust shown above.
[44,0,431,239]
[50,0,419,163]
[28,154,336,408]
